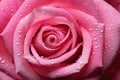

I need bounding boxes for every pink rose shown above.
[0,0,120,80]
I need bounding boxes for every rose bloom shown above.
[0,0,120,80]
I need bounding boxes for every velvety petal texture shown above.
[0,0,120,80]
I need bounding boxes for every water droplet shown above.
[56,73,59,75]
[41,10,45,13]
[89,28,92,31]
[0,58,2,61]
[93,52,96,54]
[25,42,28,45]
[99,35,103,38]
[19,35,22,37]
[96,28,98,30]
[79,61,83,65]
[83,3,87,6]
[16,42,19,45]
[51,61,55,64]
[1,60,5,64]
[1,8,4,11]
[100,23,104,26]
[110,47,113,50]
[94,45,98,49]
[97,25,101,28]
[97,0,100,1]
[77,66,81,70]
[111,19,114,21]
[100,30,104,33]
[94,41,98,44]
[18,30,22,33]
[11,66,14,69]
[94,37,97,40]
[25,5,27,6]
[95,23,97,25]
[17,54,21,56]
[41,56,44,59]
[15,38,18,41]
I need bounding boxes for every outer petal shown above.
[105,0,120,11]
[94,0,120,69]
[0,71,14,80]
[0,0,24,33]
[51,0,100,20]
[1,0,54,55]
[0,36,23,80]
[69,9,104,78]
[100,49,120,80]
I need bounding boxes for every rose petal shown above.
[1,0,54,56]
[0,36,23,80]
[31,42,82,66]
[51,0,100,20]
[0,0,24,33]
[94,0,120,69]
[0,71,14,80]
[69,9,104,78]
[100,49,120,80]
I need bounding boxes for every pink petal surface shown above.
[0,0,24,33]
[105,0,120,11]
[51,0,100,20]
[1,0,54,56]
[69,9,104,78]
[0,36,23,80]
[31,43,82,66]
[94,0,120,69]
[0,70,14,80]
[100,49,120,80]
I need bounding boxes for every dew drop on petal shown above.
[77,66,81,70]
[1,8,4,11]
[89,28,92,31]
[93,52,96,54]
[41,56,44,59]
[17,54,21,56]
[25,42,28,45]
[96,28,98,30]
[79,61,83,65]
[99,35,103,38]
[95,41,98,44]
[16,42,19,45]
[11,66,14,69]
[97,25,101,28]
[0,58,2,61]
[41,10,45,14]
[94,37,97,40]
[19,35,22,37]
[94,45,98,49]
[56,73,59,76]
[25,4,27,7]
[18,30,22,33]
[100,30,104,33]
[95,23,97,25]
[111,19,114,21]
[51,61,55,64]
[1,60,5,64]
